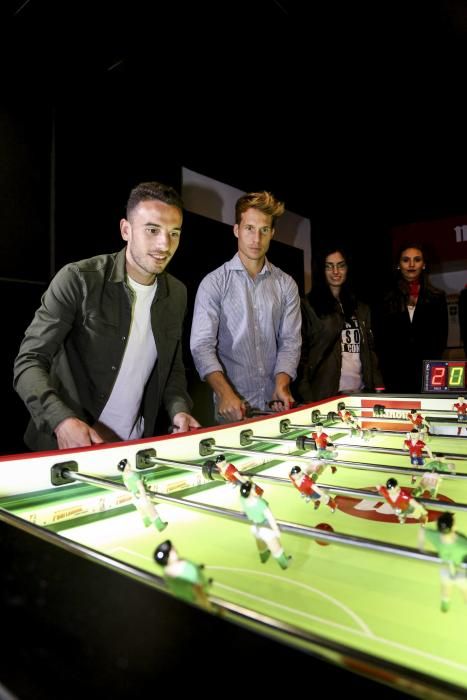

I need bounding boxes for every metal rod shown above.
[341,404,460,417]
[60,469,467,561]
[211,439,466,479]
[239,435,466,480]
[137,447,461,481]
[323,441,467,461]
[208,443,320,463]
[321,457,465,480]
[288,420,467,440]
[244,434,304,446]
[113,453,467,501]
[139,455,204,473]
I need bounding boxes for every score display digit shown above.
[431,365,446,387]
[448,365,465,388]
[423,360,467,392]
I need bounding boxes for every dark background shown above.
[0,5,465,698]
[1,0,467,451]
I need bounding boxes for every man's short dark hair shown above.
[126,181,183,219]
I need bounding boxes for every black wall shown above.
[0,105,53,455]
[2,103,306,451]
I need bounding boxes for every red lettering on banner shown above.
[360,398,421,431]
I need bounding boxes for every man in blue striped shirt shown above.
[190,191,301,423]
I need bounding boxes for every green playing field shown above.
[5,409,466,695]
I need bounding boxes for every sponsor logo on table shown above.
[361,399,421,431]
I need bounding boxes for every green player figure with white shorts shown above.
[118,458,167,531]
[419,512,467,613]
[239,480,290,569]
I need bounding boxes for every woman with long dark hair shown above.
[376,243,448,393]
[297,245,383,402]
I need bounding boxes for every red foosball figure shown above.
[404,429,433,482]
[289,466,337,512]
[214,454,263,496]
[376,478,427,524]
[407,409,429,439]
[337,408,363,437]
[453,396,467,435]
[310,423,337,458]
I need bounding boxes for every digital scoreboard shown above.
[423,360,466,392]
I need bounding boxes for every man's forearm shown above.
[205,371,237,401]
[274,372,292,391]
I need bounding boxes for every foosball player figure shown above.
[118,459,167,532]
[289,466,337,512]
[418,512,467,613]
[337,405,363,438]
[453,396,467,435]
[202,454,264,496]
[215,454,263,495]
[154,540,213,610]
[376,478,428,525]
[407,409,429,440]
[372,403,386,417]
[239,480,290,570]
[404,429,433,483]
[412,453,455,499]
[305,457,337,482]
[311,423,337,459]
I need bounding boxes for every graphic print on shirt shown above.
[341,318,360,354]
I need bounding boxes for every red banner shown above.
[361,398,421,431]
[391,215,467,264]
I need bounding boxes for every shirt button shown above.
[121,336,126,341]
[111,365,117,371]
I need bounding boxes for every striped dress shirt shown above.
[190,253,301,413]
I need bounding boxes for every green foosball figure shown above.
[118,459,167,531]
[239,480,290,570]
[154,540,213,610]
[419,512,467,613]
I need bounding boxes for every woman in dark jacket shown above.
[376,243,448,394]
[297,246,383,402]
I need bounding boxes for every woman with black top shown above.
[376,243,448,393]
[297,246,384,403]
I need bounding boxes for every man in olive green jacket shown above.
[14,181,199,451]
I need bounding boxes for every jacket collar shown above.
[108,248,127,283]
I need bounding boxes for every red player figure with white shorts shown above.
[453,396,467,435]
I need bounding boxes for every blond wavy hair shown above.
[235,191,285,227]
